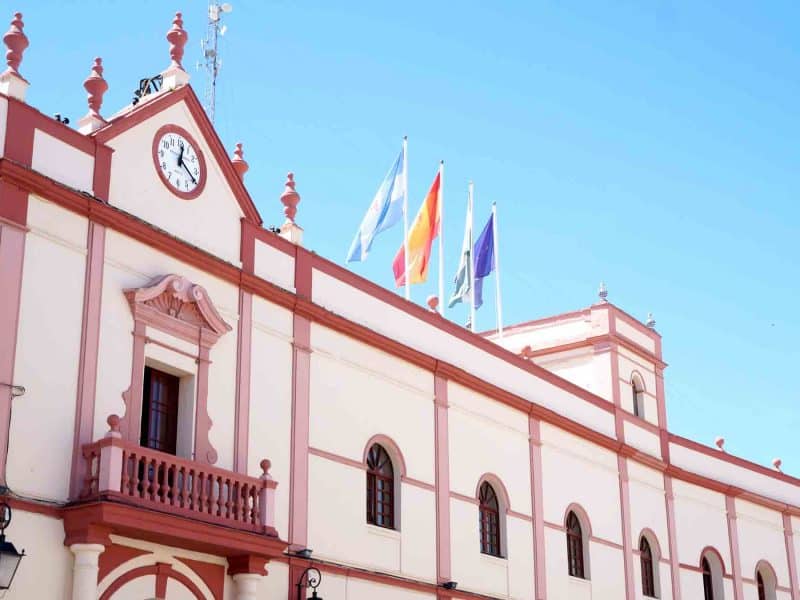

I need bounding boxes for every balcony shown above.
[64,415,286,561]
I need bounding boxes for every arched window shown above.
[755,562,777,600]
[702,557,714,600]
[566,511,586,579]
[479,482,501,557]
[632,373,645,418]
[366,444,394,529]
[701,549,725,600]
[640,537,655,597]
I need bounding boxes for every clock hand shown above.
[177,143,185,167]
[181,161,197,184]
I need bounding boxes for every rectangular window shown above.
[140,366,180,454]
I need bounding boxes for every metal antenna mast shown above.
[200,2,233,123]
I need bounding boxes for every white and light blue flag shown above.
[346,148,406,263]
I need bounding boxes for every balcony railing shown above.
[79,415,277,535]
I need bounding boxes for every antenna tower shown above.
[200,2,233,123]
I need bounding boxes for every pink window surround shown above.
[725,496,745,600]
[434,373,452,584]
[119,274,232,465]
[528,417,547,600]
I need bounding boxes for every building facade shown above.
[0,11,798,600]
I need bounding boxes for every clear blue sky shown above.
[15,1,800,473]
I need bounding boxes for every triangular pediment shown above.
[93,84,260,265]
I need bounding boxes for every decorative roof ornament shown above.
[598,281,608,303]
[773,458,782,473]
[2,13,27,77]
[645,312,656,329]
[78,57,108,134]
[426,295,439,313]
[0,12,29,101]
[715,437,725,452]
[278,172,303,245]
[162,12,189,89]
[231,142,249,179]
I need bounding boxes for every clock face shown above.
[152,125,206,199]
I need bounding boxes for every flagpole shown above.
[403,136,410,300]
[468,181,476,332]
[438,160,444,314]
[492,202,503,338]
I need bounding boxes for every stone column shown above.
[232,573,261,600]
[69,543,104,600]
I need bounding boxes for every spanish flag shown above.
[392,168,441,287]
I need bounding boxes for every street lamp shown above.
[296,567,322,600]
[0,502,24,590]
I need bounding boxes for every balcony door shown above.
[140,366,180,455]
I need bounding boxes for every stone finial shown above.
[280,172,300,222]
[645,312,656,329]
[598,281,608,303]
[0,12,29,101]
[105,414,121,439]
[519,345,534,359]
[426,295,439,313]
[78,57,108,134]
[260,459,272,476]
[3,12,27,77]
[166,12,187,70]
[773,458,782,473]
[231,142,249,179]
[278,173,304,245]
[715,436,725,452]
[162,12,189,88]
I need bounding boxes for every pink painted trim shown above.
[543,521,623,550]
[233,290,252,474]
[433,373,451,584]
[783,514,800,600]
[617,456,635,600]
[287,312,311,550]
[309,446,364,470]
[69,222,106,499]
[610,345,625,441]
[507,509,533,522]
[402,476,435,492]
[726,496,744,600]
[0,222,25,486]
[194,347,216,464]
[362,434,408,477]
[670,433,800,487]
[529,417,546,600]
[663,475,682,600]
[450,491,479,505]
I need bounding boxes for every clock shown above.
[152,124,207,199]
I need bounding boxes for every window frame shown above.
[631,373,645,418]
[640,536,656,597]
[702,557,714,600]
[366,443,395,530]
[566,511,586,579]
[479,481,502,557]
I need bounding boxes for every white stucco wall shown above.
[31,130,94,193]
[248,296,294,539]
[7,196,87,501]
